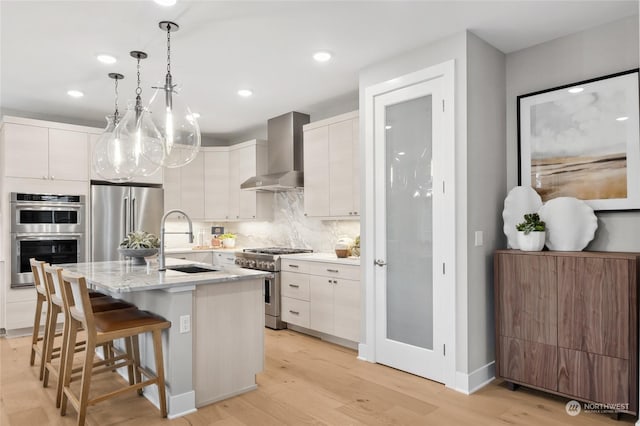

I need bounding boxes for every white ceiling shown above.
[1,1,638,141]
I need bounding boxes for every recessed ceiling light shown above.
[385,125,392,130]
[67,90,84,98]
[568,87,584,94]
[96,54,117,65]
[616,116,629,121]
[191,112,200,119]
[237,89,253,97]
[313,51,332,62]
[154,0,176,6]
[397,151,405,155]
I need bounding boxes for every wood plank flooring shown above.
[0,328,635,425]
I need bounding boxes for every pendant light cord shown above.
[166,23,171,76]
[114,77,120,120]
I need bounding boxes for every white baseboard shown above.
[286,324,358,350]
[453,361,495,394]
[195,384,257,408]
[357,343,374,362]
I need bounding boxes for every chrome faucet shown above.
[159,209,194,271]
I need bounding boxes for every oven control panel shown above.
[235,257,277,271]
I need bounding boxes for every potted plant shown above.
[515,213,546,251]
[118,231,160,264]
[218,233,237,248]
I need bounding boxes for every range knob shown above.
[247,260,256,268]
[268,262,276,271]
[257,261,266,269]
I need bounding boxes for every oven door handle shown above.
[13,233,83,240]
[13,203,82,210]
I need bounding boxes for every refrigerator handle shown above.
[123,196,129,237]
[131,197,136,232]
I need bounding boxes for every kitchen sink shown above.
[167,265,220,274]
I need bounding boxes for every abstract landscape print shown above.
[518,69,640,211]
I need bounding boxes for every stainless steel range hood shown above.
[241,111,310,192]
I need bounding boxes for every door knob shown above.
[374,259,387,266]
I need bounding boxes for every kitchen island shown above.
[61,257,270,418]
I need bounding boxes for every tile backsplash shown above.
[165,190,360,253]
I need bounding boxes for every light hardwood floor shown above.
[0,328,635,425]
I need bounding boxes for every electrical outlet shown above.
[179,315,190,333]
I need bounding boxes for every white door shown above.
[374,77,448,382]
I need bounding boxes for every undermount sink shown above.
[166,265,220,274]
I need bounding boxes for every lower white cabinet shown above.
[281,260,360,342]
[168,251,213,264]
[213,251,236,267]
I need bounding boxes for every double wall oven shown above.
[10,193,85,288]
[235,248,312,329]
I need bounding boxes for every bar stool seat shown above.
[60,272,170,425]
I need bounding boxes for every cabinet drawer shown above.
[281,272,310,301]
[170,252,213,264]
[214,252,236,266]
[308,262,360,281]
[282,297,310,328]
[282,260,313,274]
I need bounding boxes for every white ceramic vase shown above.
[502,186,543,249]
[538,197,597,251]
[516,231,545,252]
[222,238,236,248]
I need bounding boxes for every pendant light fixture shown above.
[93,72,134,183]
[113,51,163,177]
[147,21,201,168]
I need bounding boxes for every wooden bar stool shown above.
[29,258,51,380]
[41,264,135,408]
[29,258,108,381]
[59,271,170,425]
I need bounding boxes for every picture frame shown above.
[518,68,640,211]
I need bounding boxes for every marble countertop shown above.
[165,247,242,254]
[60,257,271,293]
[279,252,361,266]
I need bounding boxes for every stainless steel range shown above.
[235,247,312,329]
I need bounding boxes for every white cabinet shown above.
[228,141,272,220]
[2,123,88,182]
[281,259,360,342]
[303,111,359,218]
[204,150,230,220]
[212,251,236,267]
[167,251,213,264]
[163,165,182,212]
[181,153,205,219]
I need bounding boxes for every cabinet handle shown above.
[289,310,300,315]
[226,257,234,261]
[304,213,307,216]
[42,175,47,180]
[328,279,332,283]
[327,268,339,273]
[289,284,300,288]
[50,175,55,180]
[349,212,353,215]
[353,212,358,215]
[288,264,299,268]
[333,280,337,284]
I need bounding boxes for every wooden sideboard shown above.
[494,250,638,415]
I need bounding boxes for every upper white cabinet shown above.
[303,111,359,218]
[2,121,88,182]
[164,140,272,221]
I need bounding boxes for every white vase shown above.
[538,197,597,251]
[502,186,543,249]
[517,231,545,251]
[222,238,236,248]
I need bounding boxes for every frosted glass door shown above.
[386,95,433,350]
[374,77,445,382]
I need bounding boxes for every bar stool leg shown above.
[132,335,143,395]
[29,293,45,367]
[42,304,61,387]
[151,329,167,418]
[124,337,135,386]
[60,319,80,417]
[56,309,72,408]
[77,338,96,426]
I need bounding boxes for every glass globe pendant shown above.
[113,51,163,177]
[147,21,201,168]
[92,73,135,183]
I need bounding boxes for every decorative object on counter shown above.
[211,235,221,248]
[351,235,360,257]
[515,213,546,252]
[538,197,598,251]
[118,231,160,264]
[502,186,543,249]
[218,233,237,248]
[335,236,354,258]
[518,68,640,211]
[147,21,201,168]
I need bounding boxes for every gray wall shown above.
[505,15,639,251]
[359,31,472,373]
[466,32,506,372]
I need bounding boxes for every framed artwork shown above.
[518,68,640,211]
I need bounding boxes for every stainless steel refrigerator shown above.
[91,184,164,262]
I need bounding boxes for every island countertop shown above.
[60,257,271,293]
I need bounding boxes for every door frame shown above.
[360,60,456,388]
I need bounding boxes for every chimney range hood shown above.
[241,111,310,192]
